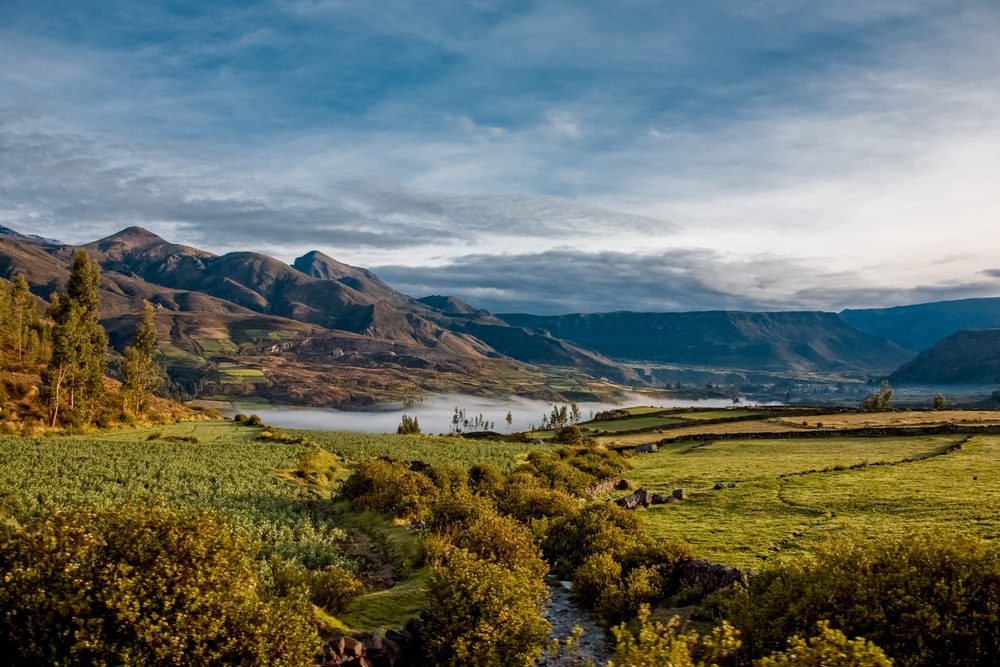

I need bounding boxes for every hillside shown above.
[499,310,914,376]
[887,329,1000,385]
[841,297,1000,351]
[0,227,631,405]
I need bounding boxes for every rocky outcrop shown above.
[679,559,750,595]
[316,627,418,667]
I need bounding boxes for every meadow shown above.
[619,432,998,568]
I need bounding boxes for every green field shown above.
[619,434,990,568]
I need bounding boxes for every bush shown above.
[340,459,439,519]
[755,622,892,667]
[418,548,550,667]
[521,446,632,496]
[496,473,581,524]
[468,463,505,497]
[608,604,739,667]
[234,413,248,423]
[460,511,547,580]
[0,504,318,666]
[723,531,1000,666]
[267,556,364,614]
[427,463,469,496]
[555,424,583,445]
[542,502,649,577]
[933,394,947,410]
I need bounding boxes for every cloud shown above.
[544,110,581,138]
[982,269,1000,279]
[372,249,1000,315]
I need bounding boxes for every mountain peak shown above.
[293,250,381,282]
[0,224,63,245]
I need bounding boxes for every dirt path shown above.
[536,582,612,667]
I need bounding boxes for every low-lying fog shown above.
[236,394,776,434]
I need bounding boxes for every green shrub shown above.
[460,511,547,580]
[496,472,582,523]
[542,502,649,577]
[418,548,550,667]
[426,493,495,533]
[723,531,1000,667]
[0,504,318,667]
[397,413,421,435]
[234,412,248,423]
[521,446,632,496]
[555,424,583,445]
[247,413,262,426]
[755,622,892,667]
[340,459,439,519]
[468,463,505,497]
[267,556,364,614]
[608,604,739,667]
[427,463,470,496]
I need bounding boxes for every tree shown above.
[11,275,38,362]
[933,394,947,411]
[121,300,160,416]
[40,251,109,426]
[863,381,893,412]
[397,413,421,434]
[506,411,513,431]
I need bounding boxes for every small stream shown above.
[537,581,612,667]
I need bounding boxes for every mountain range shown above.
[3,224,999,404]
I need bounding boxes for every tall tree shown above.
[11,275,39,362]
[121,301,160,416]
[40,251,108,426]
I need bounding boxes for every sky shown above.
[2,0,1000,315]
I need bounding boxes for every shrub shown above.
[555,424,583,445]
[234,413,248,423]
[755,622,892,667]
[267,556,364,614]
[723,531,1000,666]
[496,475,581,524]
[542,502,649,577]
[933,394,947,410]
[521,446,632,496]
[427,463,470,496]
[247,413,263,426]
[608,604,739,667]
[468,463,505,497]
[340,459,439,519]
[0,504,318,666]
[426,493,495,533]
[460,511,547,580]
[418,548,550,667]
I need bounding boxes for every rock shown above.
[529,438,543,445]
[651,493,665,504]
[343,637,364,658]
[380,637,403,664]
[635,443,659,454]
[331,637,346,654]
[614,478,632,491]
[672,488,685,500]
[354,630,382,652]
[386,629,412,646]
[727,481,738,488]
[713,482,725,490]
[408,518,425,530]
[679,559,751,595]
[560,580,573,590]
[615,487,654,510]
[664,495,677,503]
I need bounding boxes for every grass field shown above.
[619,433,992,568]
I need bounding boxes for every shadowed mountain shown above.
[841,298,1000,352]
[0,225,62,245]
[887,329,1000,385]
[499,310,914,376]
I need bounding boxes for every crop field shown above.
[0,421,350,566]
[617,433,1000,568]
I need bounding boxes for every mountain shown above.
[887,329,1000,385]
[498,310,914,376]
[0,225,633,405]
[0,225,62,245]
[841,297,1000,352]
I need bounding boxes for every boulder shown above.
[529,438,543,445]
[672,488,685,500]
[615,487,654,510]
[664,495,677,504]
[727,481,738,488]
[635,443,659,454]
[651,493,665,504]
[713,482,725,491]
[385,629,413,646]
[408,518,426,530]
[342,637,364,658]
[679,558,751,595]
[354,630,382,652]
[614,478,632,491]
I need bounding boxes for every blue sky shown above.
[2,0,1000,313]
